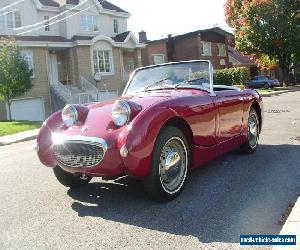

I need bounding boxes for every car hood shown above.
[58,89,205,138]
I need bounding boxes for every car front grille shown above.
[53,140,106,168]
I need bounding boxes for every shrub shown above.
[214,67,250,86]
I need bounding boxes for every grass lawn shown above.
[0,121,41,137]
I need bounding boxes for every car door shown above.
[214,90,244,143]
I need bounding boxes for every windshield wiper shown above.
[143,77,170,92]
[174,77,206,89]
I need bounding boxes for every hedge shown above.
[214,67,250,86]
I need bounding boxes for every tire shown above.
[143,126,190,202]
[264,83,270,89]
[53,166,92,188]
[240,108,260,154]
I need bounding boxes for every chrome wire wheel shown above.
[248,114,258,149]
[159,137,188,194]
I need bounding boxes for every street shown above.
[0,91,299,250]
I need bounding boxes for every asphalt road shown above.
[0,91,300,250]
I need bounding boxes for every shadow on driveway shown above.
[68,144,300,243]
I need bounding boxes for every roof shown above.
[174,27,234,40]
[66,0,128,13]
[228,45,256,65]
[113,31,130,42]
[39,0,60,7]
[0,33,133,43]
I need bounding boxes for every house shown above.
[228,45,258,77]
[0,0,145,121]
[139,27,233,70]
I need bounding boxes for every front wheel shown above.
[143,126,190,202]
[53,166,92,188]
[240,108,259,154]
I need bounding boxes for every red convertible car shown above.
[37,60,263,201]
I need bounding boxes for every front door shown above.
[48,54,58,85]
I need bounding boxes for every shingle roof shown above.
[66,0,128,13]
[228,45,256,65]
[0,34,132,43]
[113,31,130,42]
[39,0,60,7]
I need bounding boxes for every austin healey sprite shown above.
[37,60,263,201]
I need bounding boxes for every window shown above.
[153,54,165,65]
[217,43,226,56]
[93,50,113,74]
[202,42,211,56]
[113,19,118,34]
[21,50,34,77]
[80,15,98,32]
[0,10,21,29]
[44,16,50,31]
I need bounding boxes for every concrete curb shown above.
[259,90,289,97]
[272,196,300,249]
[0,129,39,146]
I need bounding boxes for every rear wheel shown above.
[240,108,259,154]
[264,83,270,89]
[143,126,190,202]
[53,166,92,188]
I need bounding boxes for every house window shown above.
[0,10,21,29]
[202,42,212,56]
[21,50,34,77]
[80,15,98,32]
[44,16,50,31]
[153,54,165,65]
[113,19,118,34]
[217,43,226,56]
[93,50,113,74]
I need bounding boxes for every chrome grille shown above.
[53,141,105,168]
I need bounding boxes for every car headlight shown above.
[112,100,131,127]
[62,104,78,127]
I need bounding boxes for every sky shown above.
[111,0,233,40]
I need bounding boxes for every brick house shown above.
[0,0,145,121]
[139,27,233,70]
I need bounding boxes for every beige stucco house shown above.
[0,0,145,121]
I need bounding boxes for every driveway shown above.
[0,91,299,250]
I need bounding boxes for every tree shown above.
[225,0,300,84]
[0,39,33,121]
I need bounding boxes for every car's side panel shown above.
[214,90,244,143]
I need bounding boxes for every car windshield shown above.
[124,61,211,95]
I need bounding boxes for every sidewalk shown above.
[0,129,39,146]
[273,196,300,250]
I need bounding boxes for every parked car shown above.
[37,60,263,201]
[246,75,281,89]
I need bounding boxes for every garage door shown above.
[7,98,45,121]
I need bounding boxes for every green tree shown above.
[0,39,33,121]
[225,0,300,84]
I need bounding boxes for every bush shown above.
[214,67,250,86]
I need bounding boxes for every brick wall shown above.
[0,47,51,120]
[173,35,200,61]
[141,40,168,66]
[73,46,124,93]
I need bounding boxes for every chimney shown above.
[168,34,172,39]
[139,30,148,43]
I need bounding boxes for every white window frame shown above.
[44,16,50,32]
[202,42,212,56]
[113,19,119,34]
[217,43,226,56]
[153,54,165,65]
[93,50,114,75]
[80,15,98,32]
[0,10,21,29]
[20,50,34,78]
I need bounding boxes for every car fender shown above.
[122,104,179,177]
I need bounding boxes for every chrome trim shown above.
[52,134,108,168]
[52,134,108,153]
